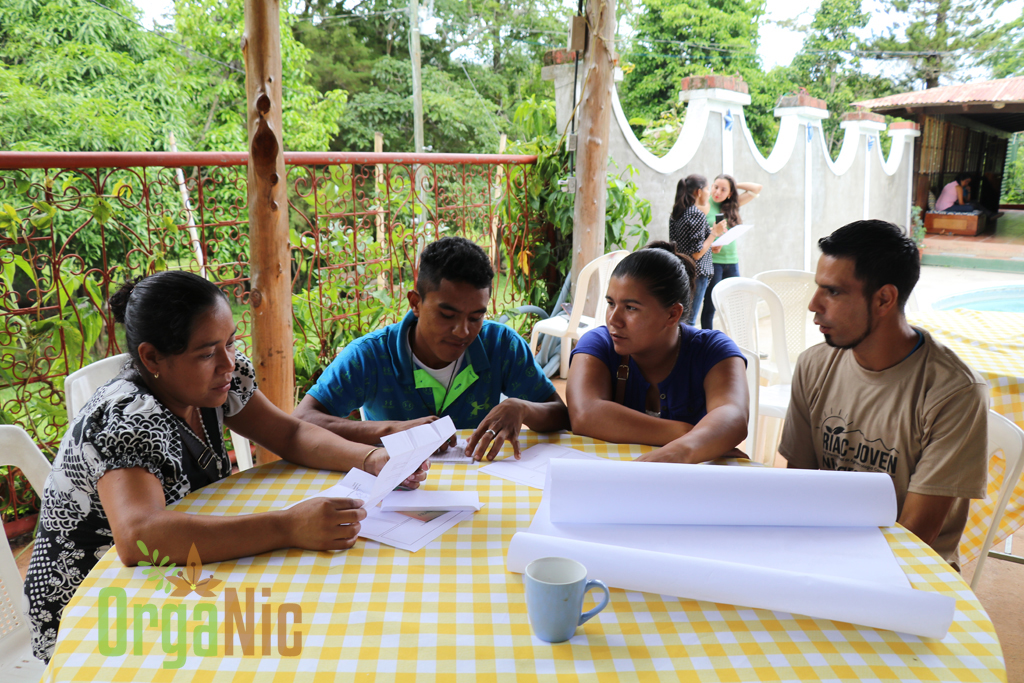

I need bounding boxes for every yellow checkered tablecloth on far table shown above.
[43,431,1005,682]
[909,310,1024,564]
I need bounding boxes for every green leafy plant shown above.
[503,97,652,313]
[628,104,686,158]
[911,206,926,249]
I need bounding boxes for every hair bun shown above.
[645,240,679,255]
[108,278,140,324]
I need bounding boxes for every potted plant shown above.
[2,466,41,540]
[911,206,926,258]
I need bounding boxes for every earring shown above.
[153,372,160,379]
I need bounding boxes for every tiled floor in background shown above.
[923,209,1024,263]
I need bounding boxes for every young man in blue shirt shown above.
[293,237,569,461]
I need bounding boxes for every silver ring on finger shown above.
[485,429,497,438]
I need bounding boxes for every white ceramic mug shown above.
[523,557,610,643]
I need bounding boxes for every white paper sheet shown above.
[370,416,456,508]
[361,509,474,552]
[712,223,754,247]
[529,496,907,586]
[380,490,482,512]
[546,459,897,527]
[506,532,954,639]
[479,444,602,489]
[430,438,473,463]
[507,458,954,639]
[286,468,476,552]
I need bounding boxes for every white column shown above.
[775,105,829,272]
[722,108,734,177]
[888,127,922,233]
[839,119,886,221]
[680,88,750,177]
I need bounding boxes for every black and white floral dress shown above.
[23,350,257,662]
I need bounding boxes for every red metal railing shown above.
[0,151,539,530]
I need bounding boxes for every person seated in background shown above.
[25,272,428,662]
[294,236,569,461]
[565,241,749,463]
[781,220,988,569]
[934,172,1001,219]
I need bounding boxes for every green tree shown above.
[0,0,194,151]
[334,56,501,153]
[866,0,1006,89]
[0,0,346,152]
[1003,133,1024,204]
[171,0,347,152]
[785,0,895,156]
[619,0,794,155]
[986,12,1024,78]
[292,0,565,153]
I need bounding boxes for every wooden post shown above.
[489,133,507,271]
[243,0,293,463]
[409,0,425,154]
[374,132,386,289]
[571,0,616,295]
[168,132,206,279]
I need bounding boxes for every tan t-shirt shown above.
[780,329,989,566]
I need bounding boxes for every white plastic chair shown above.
[971,411,1024,590]
[754,270,816,365]
[713,278,793,465]
[0,426,51,679]
[530,250,629,379]
[65,354,253,470]
[738,347,759,460]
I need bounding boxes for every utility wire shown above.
[459,63,505,137]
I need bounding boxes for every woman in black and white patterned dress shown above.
[668,174,727,326]
[23,271,430,662]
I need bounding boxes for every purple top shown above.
[570,324,745,424]
[935,180,960,211]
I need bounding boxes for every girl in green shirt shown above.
[700,174,763,329]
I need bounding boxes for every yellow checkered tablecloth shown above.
[43,432,1004,682]
[909,310,1024,564]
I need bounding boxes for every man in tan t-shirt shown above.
[780,219,988,568]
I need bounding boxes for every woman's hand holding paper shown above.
[283,497,367,550]
[364,448,431,489]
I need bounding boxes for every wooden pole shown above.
[570,0,616,295]
[167,132,206,279]
[243,0,293,463]
[374,132,386,289]
[489,133,507,271]
[409,0,425,154]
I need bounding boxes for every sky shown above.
[133,0,1022,75]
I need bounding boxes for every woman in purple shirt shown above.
[566,242,749,463]
[934,173,974,213]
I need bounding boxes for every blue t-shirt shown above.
[306,311,557,429]
[570,325,744,424]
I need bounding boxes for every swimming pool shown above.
[933,285,1024,313]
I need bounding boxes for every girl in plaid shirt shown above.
[668,174,726,325]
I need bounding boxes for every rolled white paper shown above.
[546,459,897,527]
[507,532,954,639]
